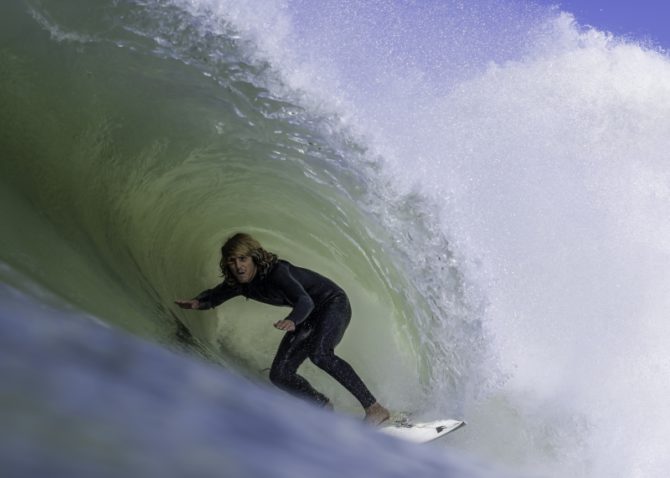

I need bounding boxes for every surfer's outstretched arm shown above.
[174,299,201,309]
[175,282,241,311]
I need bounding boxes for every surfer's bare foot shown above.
[323,401,334,411]
[364,402,390,426]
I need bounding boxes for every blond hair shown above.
[219,233,278,284]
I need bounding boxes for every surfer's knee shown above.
[308,352,336,370]
[268,367,284,386]
[269,365,292,387]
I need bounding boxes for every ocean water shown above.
[1,1,669,477]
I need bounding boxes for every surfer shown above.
[175,232,390,425]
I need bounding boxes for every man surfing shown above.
[175,232,390,425]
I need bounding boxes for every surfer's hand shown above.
[175,299,200,310]
[274,319,296,332]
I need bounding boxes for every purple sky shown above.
[535,0,670,50]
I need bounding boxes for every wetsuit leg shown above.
[269,323,330,405]
[307,294,377,409]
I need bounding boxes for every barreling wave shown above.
[1,0,489,415]
[3,1,670,477]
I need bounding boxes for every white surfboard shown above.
[380,418,466,444]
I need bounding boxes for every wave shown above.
[2,0,670,477]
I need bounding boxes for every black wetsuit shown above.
[194,259,377,408]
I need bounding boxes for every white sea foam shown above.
[26,3,97,44]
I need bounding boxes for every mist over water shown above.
[2,0,670,477]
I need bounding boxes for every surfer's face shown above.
[227,254,257,283]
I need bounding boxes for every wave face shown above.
[2,0,670,477]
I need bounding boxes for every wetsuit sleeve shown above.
[273,264,314,326]
[194,282,240,310]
